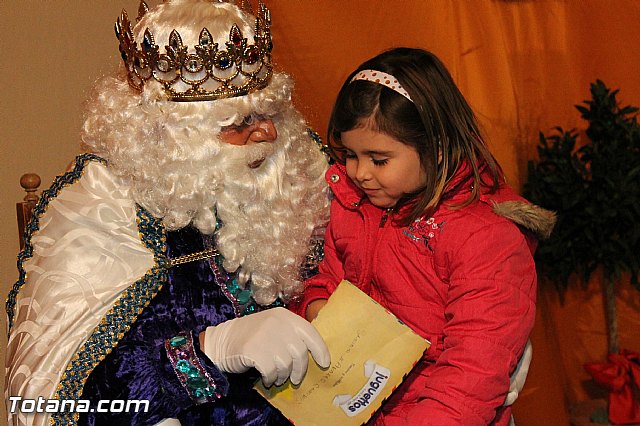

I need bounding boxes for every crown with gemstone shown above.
[115,1,273,102]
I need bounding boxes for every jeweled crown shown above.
[115,1,273,102]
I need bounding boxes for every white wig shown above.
[81,0,330,304]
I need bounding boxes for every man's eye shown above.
[221,116,252,133]
[241,114,269,126]
[221,114,263,132]
[241,115,256,126]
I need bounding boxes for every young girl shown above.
[294,48,555,425]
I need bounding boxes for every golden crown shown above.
[115,1,273,102]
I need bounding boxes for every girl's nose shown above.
[249,119,277,143]
[355,161,372,182]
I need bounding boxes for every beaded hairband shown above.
[350,69,413,102]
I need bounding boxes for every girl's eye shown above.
[344,151,356,159]
[372,158,388,166]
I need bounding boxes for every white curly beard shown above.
[211,111,329,305]
[128,106,328,306]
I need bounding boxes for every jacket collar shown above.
[324,162,480,213]
[325,162,556,240]
[325,163,364,210]
[325,161,494,211]
[324,164,420,216]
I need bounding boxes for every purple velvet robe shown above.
[79,226,291,426]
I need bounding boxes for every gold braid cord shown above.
[166,247,219,268]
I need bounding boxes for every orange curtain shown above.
[269,1,640,425]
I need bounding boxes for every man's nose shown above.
[249,119,277,143]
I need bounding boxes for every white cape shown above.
[6,158,158,426]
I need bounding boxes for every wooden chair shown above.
[17,173,41,250]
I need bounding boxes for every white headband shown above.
[350,69,413,102]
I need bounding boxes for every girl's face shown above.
[341,126,426,208]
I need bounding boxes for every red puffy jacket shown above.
[294,163,555,425]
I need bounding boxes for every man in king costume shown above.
[5,1,331,425]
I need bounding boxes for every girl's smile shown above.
[341,126,427,208]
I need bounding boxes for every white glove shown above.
[504,339,533,406]
[202,307,330,387]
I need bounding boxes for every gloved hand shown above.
[202,307,330,387]
[504,339,533,406]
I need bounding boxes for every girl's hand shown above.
[306,299,328,321]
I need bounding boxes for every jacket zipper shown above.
[360,206,393,297]
[357,203,390,293]
[379,207,394,227]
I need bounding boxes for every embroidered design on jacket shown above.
[403,216,445,251]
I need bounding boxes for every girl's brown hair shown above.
[327,47,501,224]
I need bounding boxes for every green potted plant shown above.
[525,80,640,424]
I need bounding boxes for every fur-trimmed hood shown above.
[492,200,557,240]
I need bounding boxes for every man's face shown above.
[220,115,277,144]
[219,115,278,169]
